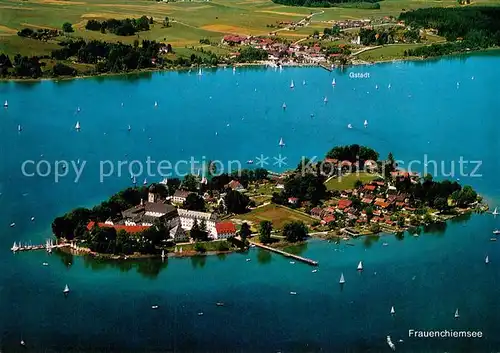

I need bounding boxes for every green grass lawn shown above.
[235,203,316,230]
[2,0,499,58]
[357,43,426,61]
[325,172,379,191]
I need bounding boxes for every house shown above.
[288,197,299,205]
[374,200,391,209]
[215,221,237,239]
[121,192,179,228]
[364,184,376,192]
[227,180,245,192]
[364,160,378,172]
[172,190,194,204]
[337,199,352,210]
[322,214,336,224]
[310,207,324,218]
[223,35,247,45]
[362,197,374,204]
[86,221,149,234]
[177,209,218,236]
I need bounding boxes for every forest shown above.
[85,16,152,36]
[272,0,380,8]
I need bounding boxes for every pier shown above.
[318,64,332,72]
[11,239,68,253]
[249,241,318,266]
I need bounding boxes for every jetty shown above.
[318,64,332,72]
[249,241,318,266]
[11,239,68,253]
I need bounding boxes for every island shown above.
[51,144,487,260]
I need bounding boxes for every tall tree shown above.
[224,190,250,214]
[282,221,308,243]
[259,220,272,244]
[240,222,251,242]
[183,193,205,211]
[183,174,199,191]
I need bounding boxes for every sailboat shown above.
[18,124,22,132]
[494,229,500,235]
[347,124,353,129]
[485,255,489,264]
[332,78,336,86]
[154,101,158,107]
[454,309,460,318]
[198,67,203,76]
[290,80,294,89]
[375,84,379,89]
[303,79,306,85]
[63,284,70,294]
[357,261,363,271]
[232,66,236,74]
[282,102,287,110]
[279,137,285,147]
[388,83,391,89]
[161,250,165,259]
[11,242,18,252]
[75,121,80,131]
[364,120,368,128]
[3,100,8,108]
[390,306,395,315]
[492,207,498,215]
[324,96,328,103]
[76,106,81,113]
[143,178,147,185]
[128,125,131,132]
[339,273,345,284]
[133,176,137,185]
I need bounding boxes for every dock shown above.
[249,241,318,266]
[318,64,332,72]
[11,239,69,253]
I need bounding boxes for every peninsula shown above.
[50,145,486,259]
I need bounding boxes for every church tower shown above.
[148,184,157,203]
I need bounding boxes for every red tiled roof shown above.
[374,201,390,208]
[323,215,336,223]
[362,197,374,204]
[215,221,236,234]
[86,221,149,234]
[338,199,352,210]
[228,180,243,189]
[364,185,376,191]
[324,158,338,164]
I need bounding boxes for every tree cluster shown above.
[271,0,379,8]
[18,28,61,40]
[326,144,379,162]
[85,16,152,36]
[237,46,269,62]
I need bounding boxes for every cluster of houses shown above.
[86,184,238,243]
[306,172,421,230]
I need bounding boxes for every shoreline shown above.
[2,48,499,84]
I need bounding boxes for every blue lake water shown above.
[0,53,500,352]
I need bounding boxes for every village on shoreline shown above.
[37,144,488,262]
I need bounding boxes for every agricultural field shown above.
[2,0,500,57]
[234,203,317,230]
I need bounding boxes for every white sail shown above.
[493,207,498,215]
[290,80,294,89]
[63,284,70,294]
[390,306,395,315]
[324,96,328,103]
[128,125,131,131]
[279,137,285,147]
[485,255,489,264]
[364,120,368,127]
[3,100,8,108]
[161,250,165,258]
[347,124,352,129]
[339,273,345,284]
[332,78,336,86]
[18,125,22,132]
[198,68,202,76]
[143,178,147,185]
[154,101,158,107]
[454,309,459,318]
[357,261,363,271]
[233,66,236,73]
[133,176,137,184]
[303,79,306,85]
[282,102,287,110]
[388,83,391,89]
[75,121,80,130]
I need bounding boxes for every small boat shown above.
[128,125,131,132]
[493,230,500,235]
[143,178,147,185]
[63,284,70,294]
[10,222,15,228]
[151,305,159,309]
[312,269,318,273]
[490,238,497,241]
[386,336,395,351]
[3,100,8,108]
[20,340,25,347]
[357,261,363,271]
[197,312,204,316]
[289,261,295,264]
[485,255,489,264]
[42,262,49,266]
[282,102,287,110]
[197,68,202,76]
[339,273,345,284]
[154,101,158,107]
[347,124,352,129]
[492,207,498,215]
[290,80,294,89]
[246,258,251,262]
[279,137,285,147]
[383,243,389,246]
[75,121,80,130]
[246,160,254,164]
[472,76,475,80]
[216,302,225,307]
[250,244,256,248]
[390,306,395,315]
[332,78,336,86]
[303,79,306,85]
[11,242,18,252]
[363,120,368,128]
[232,66,236,73]
[388,83,391,89]
[290,291,297,295]
[161,250,165,259]
[454,309,460,318]
[324,96,328,103]
[375,84,379,89]
[18,125,22,132]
